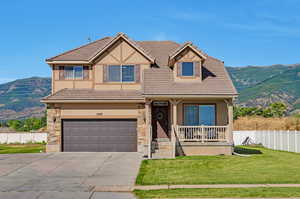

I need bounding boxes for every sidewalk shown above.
[94,184,300,192]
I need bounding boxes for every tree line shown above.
[234,102,288,120]
[0,116,46,132]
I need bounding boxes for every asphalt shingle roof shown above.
[45,34,237,99]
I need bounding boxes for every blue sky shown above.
[0,0,300,83]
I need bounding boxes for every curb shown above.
[93,184,300,192]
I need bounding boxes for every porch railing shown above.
[176,125,228,142]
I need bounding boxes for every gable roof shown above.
[169,41,207,62]
[137,41,180,66]
[46,33,155,64]
[46,37,113,62]
[143,56,238,96]
[45,33,237,97]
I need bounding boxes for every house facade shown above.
[42,33,238,158]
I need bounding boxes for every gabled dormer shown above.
[168,42,206,82]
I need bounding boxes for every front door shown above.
[152,102,169,139]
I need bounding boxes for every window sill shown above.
[58,79,88,81]
[177,76,197,79]
[101,82,139,85]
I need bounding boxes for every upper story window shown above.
[64,66,83,80]
[181,62,194,76]
[108,65,135,82]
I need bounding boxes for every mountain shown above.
[0,77,51,121]
[0,63,300,120]
[227,64,300,114]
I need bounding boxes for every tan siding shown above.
[52,39,151,93]
[74,81,93,89]
[54,81,74,92]
[173,49,203,82]
[94,84,141,90]
[60,103,140,118]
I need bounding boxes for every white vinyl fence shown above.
[0,133,47,144]
[234,130,300,153]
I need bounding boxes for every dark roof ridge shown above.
[46,36,112,61]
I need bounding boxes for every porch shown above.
[145,98,234,158]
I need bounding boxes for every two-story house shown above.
[42,33,238,158]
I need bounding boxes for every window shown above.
[184,104,216,126]
[181,62,194,76]
[108,65,135,82]
[64,66,83,80]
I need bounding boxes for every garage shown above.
[62,119,137,152]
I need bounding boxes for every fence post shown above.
[273,130,276,150]
[280,131,283,151]
[295,130,298,153]
[268,130,272,149]
[287,130,290,152]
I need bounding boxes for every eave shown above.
[41,99,145,104]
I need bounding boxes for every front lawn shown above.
[134,187,300,198]
[0,144,45,154]
[136,146,300,185]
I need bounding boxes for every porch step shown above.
[151,140,174,159]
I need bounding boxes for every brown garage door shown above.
[62,119,137,152]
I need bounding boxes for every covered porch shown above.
[145,97,234,158]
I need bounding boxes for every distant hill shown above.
[0,64,300,120]
[227,64,300,114]
[0,77,51,121]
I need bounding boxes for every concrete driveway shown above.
[0,152,142,199]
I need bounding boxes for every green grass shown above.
[0,144,45,154]
[136,146,300,185]
[134,187,300,198]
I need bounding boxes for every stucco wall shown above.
[51,39,151,93]
[173,48,203,82]
[178,142,233,156]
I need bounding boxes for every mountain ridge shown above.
[1,63,300,120]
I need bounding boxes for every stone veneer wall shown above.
[46,105,62,152]
[137,104,148,156]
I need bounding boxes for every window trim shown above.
[63,65,84,80]
[183,103,217,126]
[107,65,135,82]
[181,62,195,77]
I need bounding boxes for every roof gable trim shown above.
[169,42,207,65]
[89,33,155,64]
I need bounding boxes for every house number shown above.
[153,101,168,107]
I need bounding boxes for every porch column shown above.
[225,99,234,144]
[145,99,152,126]
[145,99,152,158]
[170,99,182,126]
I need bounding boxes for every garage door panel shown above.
[65,136,99,144]
[98,135,136,141]
[98,144,136,152]
[62,119,137,152]
[66,144,99,152]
